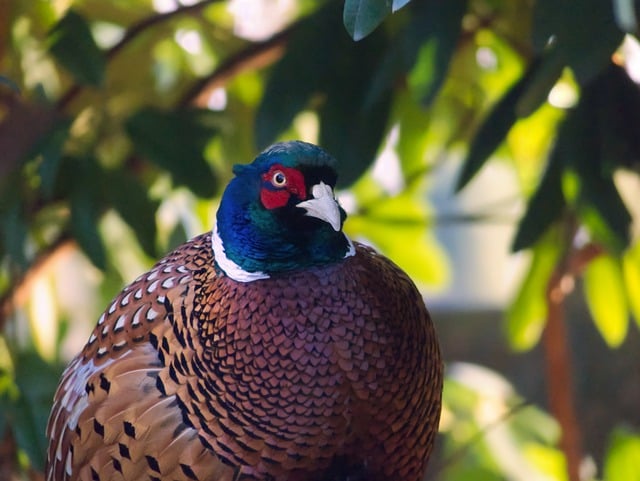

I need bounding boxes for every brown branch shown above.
[179,25,292,107]
[543,238,604,481]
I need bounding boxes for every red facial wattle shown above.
[260,165,307,209]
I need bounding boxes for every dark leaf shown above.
[319,25,392,186]
[511,152,565,252]
[0,199,29,268]
[515,48,564,117]
[105,170,159,258]
[126,108,219,198]
[343,0,392,41]
[410,0,467,106]
[37,120,72,199]
[532,0,623,86]
[9,351,61,470]
[456,60,541,191]
[48,9,105,87]
[555,80,632,253]
[255,5,341,148]
[69,158,106,269]
[366,0,467,107]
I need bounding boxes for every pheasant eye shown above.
[271,171,287,187]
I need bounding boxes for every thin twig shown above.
[426,401,530,479]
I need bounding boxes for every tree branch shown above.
[543,227,604,481]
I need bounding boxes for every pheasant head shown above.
[214,141,355,281]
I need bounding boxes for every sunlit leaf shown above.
[343,0,392,41]
[48,9,105,86]
[126,108,219,198]
[344,190,449,286]
[623,240,640,327]
[583,254,629,347]
[506,230,561,351]
[604,427,640,481]
[523,445,568,481]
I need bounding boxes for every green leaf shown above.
[623,241,640,327]
[604,427,640,481]
[105,171,158,258]
[343,0,392,41]
[0,198,29,268]
[532,0,624,86]
[506,230,561,351]
[408,0,467,106]
[515,49,565,118]
[9,351,61,470]
[37,120,71,199]
[583,254,629,347]
[554,78,632,253]
[126,108,219,198]
[69,158,106,269]
[456,60,541,191]
[366,0,466,107]
[319,28,391,186]
[511,149,565,252]
[48,9,105,87]
[255,5,341,148]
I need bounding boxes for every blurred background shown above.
[1,0,639,480]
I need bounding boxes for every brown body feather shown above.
[46,233,442,481]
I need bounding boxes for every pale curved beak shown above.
[297,182,342,231]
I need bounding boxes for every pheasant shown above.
[46,141,443,481]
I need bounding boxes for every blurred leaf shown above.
[555,77,633,253]
[345,190,449,286]
[0,199,29,268]
[515,50,565,118]
[343,0,392,41]
[319,26,392,187]
[7,351,61,471]
[408,0,467,106]
[623,240,640,327]
[532,0,624,86]
[126,108,219,198]
[512,152,564,251]
[37,119,71,199]
[456,60,541,191]
[597,64,640,172]
[604,427,640,481]
[523,445,568,481]
[105,170,158,258]
[48,9,105,87]
[583,254,629,347]
[69,158,106,269]
[506,230,561,351]
[256,5,341,148]
[366,0,466,107]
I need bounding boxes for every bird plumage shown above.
[46,141,442,481]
